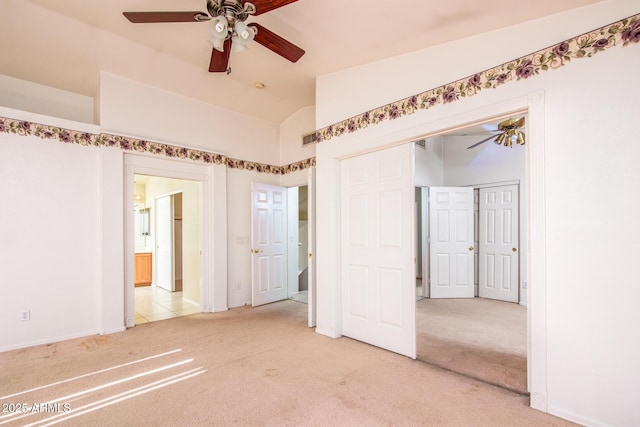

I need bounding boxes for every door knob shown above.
[251,249,258,254]
[469,246,474,251]
[512,248,517,252]
[309,252,313,258]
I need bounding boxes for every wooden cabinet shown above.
[134,252,152,287]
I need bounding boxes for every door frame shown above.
[124,153,228,327]
[282,168,317,326]
[315,92,547,410]
[307,168,317,327]
[417,186,429,299]
[287,186,300,299]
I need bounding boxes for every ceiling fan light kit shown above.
[467,117,526,149]
[496,129,526,148]
[123,0,305,74]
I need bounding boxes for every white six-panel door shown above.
[479,185,519,303]
[341,144,416,359]
[429,187,475,299]
[251,183,288,306]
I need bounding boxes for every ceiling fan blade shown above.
[460,129,501,136]
[251,23,305,63]
[251,0,298,16]
[209,40,232,72]
[467,134,500,149]
[123,11,207,23]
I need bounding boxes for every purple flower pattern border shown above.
[0,119,315,175]
[315,14,640,143]
[1,14,637,168]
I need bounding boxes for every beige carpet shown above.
[0,300,574,426]
[416,298,527,394]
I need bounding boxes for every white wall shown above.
[0,64,315,350]
[314,1,640,426]
[279,168,311,188]
[0,75,94,124]
[279,106,316,166]
[414,137,444,187]
[443,136,525,187]
[315,1,635,129]
[0,114,102,351]
[101,145,125,335]
[542,46,639,426]
[99,73,280,165]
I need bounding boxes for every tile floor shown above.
[134,285,200,324]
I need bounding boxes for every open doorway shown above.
[329,95,547,406]
[132,174,202,324]
[250,169,316,327]
[414,115,528,393]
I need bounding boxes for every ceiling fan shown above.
[123,0,305,74]
[466,117,526,149]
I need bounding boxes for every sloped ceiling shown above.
[1,0,603,124]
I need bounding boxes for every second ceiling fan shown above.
[123,0,305,74]
[466,117,526,149]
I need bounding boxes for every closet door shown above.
[479,185,519,303]
[341,143,416,358]
[429,187,475,299]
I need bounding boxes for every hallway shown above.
[134,286,200,324]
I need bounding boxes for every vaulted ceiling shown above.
[1,0,603,124]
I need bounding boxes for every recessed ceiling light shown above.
[254,82,265,89]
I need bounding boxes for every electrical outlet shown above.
[236,282,241,290]
[21,310,30,321]
[523,281,527,289]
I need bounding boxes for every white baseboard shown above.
[548,405,610,427]
[102,326,126,335]
[315,327,341,339]
[182,297,200,307]
[0,329,101,353]
[227,302,248,309]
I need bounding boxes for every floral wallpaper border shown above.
[315,13,640,143]
[2,14,638,165]
[0,118,315,175]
